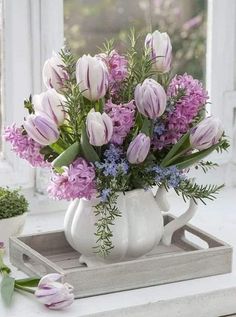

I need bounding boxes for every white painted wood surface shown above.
[1,187,236,316]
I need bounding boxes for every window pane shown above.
[64,0,207,81]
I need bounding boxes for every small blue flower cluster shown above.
[147,165,185,188]
[100,188,111,202]
[153,121,166,136]
[95,144,129,177]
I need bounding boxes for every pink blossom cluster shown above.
[153,74,208,149]
[105,100,135,145]
[3,124,48,167]
[47,158,96,201]
[100,50,128,95]
[108,50,128,83]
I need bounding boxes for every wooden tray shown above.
[9,215,232,298]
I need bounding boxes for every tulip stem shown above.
[163,146,192,167]
[15,283,35,294]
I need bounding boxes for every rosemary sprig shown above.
[94,192,121,257]
[174,179,224,204]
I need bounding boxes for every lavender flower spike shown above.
[127,133,150,164]
[35,273,74,310]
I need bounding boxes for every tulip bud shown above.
[145,30,172,73]
[86,109,113,146]
[33,89,66,126]
[190,117,224,150]
[76,54,109,101]
[43,53,69,91]
[127,133,150,164]
[35,273,74,310]
[24,114,59,146]
[135,78,167,119]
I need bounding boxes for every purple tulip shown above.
[33,88,66,126]
[76,54,109,101]
[127,133,150,164]
[24,114,60,146]
[190,117,224,150]
[86,109,113,146]
[35,273,74,310]
[145,30,172,73]
[135,78,167,119]
[43,53,69,91]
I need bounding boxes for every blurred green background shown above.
[64,0,207,81]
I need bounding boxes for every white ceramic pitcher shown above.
[64,187,197,267]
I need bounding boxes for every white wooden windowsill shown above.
[0,186,236,317]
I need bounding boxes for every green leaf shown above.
[170,142,221,170]
[140,117,151,136]
[80,124,100,162]
[52,141,80,168]
[50,139,67,155]
[15,277,40,288]
[1,275,15,306]
[161,132,190,167]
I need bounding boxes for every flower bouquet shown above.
[4,29,229,264]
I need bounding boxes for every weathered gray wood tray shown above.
[9,215,232,298]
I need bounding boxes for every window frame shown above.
[0,0,64,189]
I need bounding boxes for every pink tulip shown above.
[145,30,172,73]
[76,54,109,101]
[127,133,150,164]
[35,273,74,310]
[86,109,113,146]
[190,117,223,150]
[24,114,59,146]
[43,53,69,91]
[135,78,167,119]
[33,88,66,126]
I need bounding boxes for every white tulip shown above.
[190,117,224,150]
[145,30,172,73]
[76,54,109,101]
[86,109,113,146]
[43,53,68,91]
[33,88,66,126]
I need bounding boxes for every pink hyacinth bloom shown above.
[35,273,74,310]
[108,50,128,83]
[97,50,128,95]
[4,124,49,167]
[47,158,96,200]
[152,74,208,150]
[105,100,135,145]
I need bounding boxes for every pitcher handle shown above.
[162,198,198,246]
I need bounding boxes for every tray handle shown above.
[9,237,63,277]
[173,224,223,250]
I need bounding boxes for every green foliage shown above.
[94,192,121,257]
[195,160,218,173]
[1,275,15,306]
[0,188,28,220]
[52,141,80,169]
[174,179,224,205]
